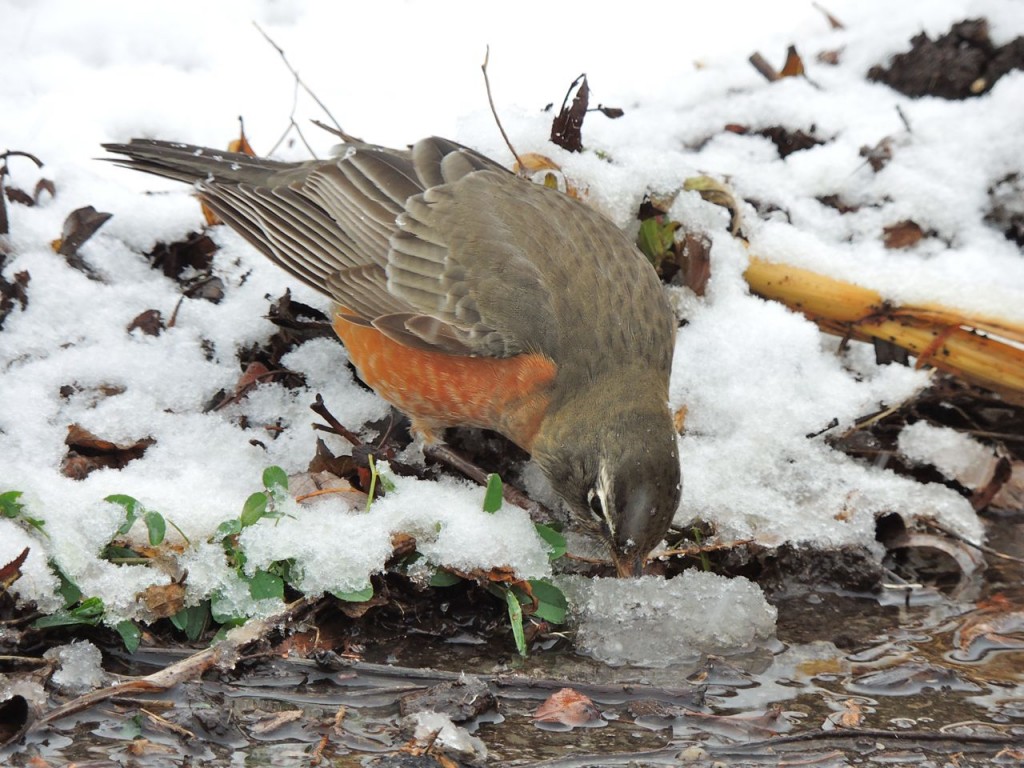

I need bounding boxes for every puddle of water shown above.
[4,520,1024,767]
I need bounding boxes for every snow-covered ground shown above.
[2,1,1021,635]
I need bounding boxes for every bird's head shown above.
[532,390,682,576]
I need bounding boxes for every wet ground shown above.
[4,516,1023,767]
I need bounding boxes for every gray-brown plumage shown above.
[104,136,682,575]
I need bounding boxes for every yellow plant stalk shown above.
[744,257,1024,403]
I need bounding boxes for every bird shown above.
[103,135,682,576]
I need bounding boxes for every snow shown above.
[1,0,1018,647]
[43,641,105,694]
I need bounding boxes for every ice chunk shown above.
[44,641,105,694]
[567,572,777,667]
[402,711,487,761]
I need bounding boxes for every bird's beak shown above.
[612,550,646,578]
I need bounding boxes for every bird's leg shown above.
[408,419,547,518]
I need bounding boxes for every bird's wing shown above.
[298,138,563,359]
[105,137,565,359]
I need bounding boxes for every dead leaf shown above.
[759,126,823,158]
[127,309,164,337]
[0,260,30,331]
[138,582,187,618]
[673,405,688,434]
[817,48,844,65]
[0,548,29,591]
[147,231,217,280]
[512,153,586,199]
[835,698,864,728]
[34,178,56,204]
[679,231,712,295]
[812,2,845,29]
[957,594,1024,655]
[61,424,155,480]
[53,206,112,278]
[550,74,589,153]
[533,687,602,727]
[5,187,33,206]
[883,220,925,249]
[860,137,896,172]
[780,45,806,77]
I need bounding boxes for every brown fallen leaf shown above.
[883,219,925,249]
[550,74,589,153]
[138,582,187,619]
[957,594,1024,654]
[0,263,30,331]
[61,424,155,480]
[127,309,164,337]
[780,45,806,77]
[533,687,602,727]
[834,698,864,728]
[146,231,217,281]
[52,206,112,278]
[0,548,29,591]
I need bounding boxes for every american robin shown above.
[104,136,682,576]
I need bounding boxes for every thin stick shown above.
[253,22,345,135]
[310,394,363,447]
[481,46,524,169]
[749,52,781,82]
[30,597,318,732]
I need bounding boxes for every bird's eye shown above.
[586,489,604,521]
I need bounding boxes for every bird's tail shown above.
[102,139,300,186]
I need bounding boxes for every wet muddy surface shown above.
[4,518,1023,767]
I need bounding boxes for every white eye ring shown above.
[586,488,604,521]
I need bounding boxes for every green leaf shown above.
[262,466,289,494]
[34,596,105,628]
[482,474,503,514]
[102,545,143,561]
[143,511,166,546]
[170,602,210,640]
[505,588,527,657]
[526,579,568,624]
[332,585,374,603]
[116,620,141,653]
[53,563,81,606]
[365,454,379,512]
[214,518,242,541]
[636,217,678,265]
[209,593,241,626]
[212,619,246,644]
[246,570,284,601]
[240,492,268,527]
[429,570,462,588]
[106,494,141,535]
[0,490,25,518]
[534,523,567,561]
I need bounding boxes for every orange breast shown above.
[333,313,556,451]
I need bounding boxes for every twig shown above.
[749,52,781,82]
[481,46,524,170]
[422,442,547,518]
[253,22,344,134]
[311,119,362,144]
[924,518,1024,565]
[30,597,318,733]
[310,394,363,447]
